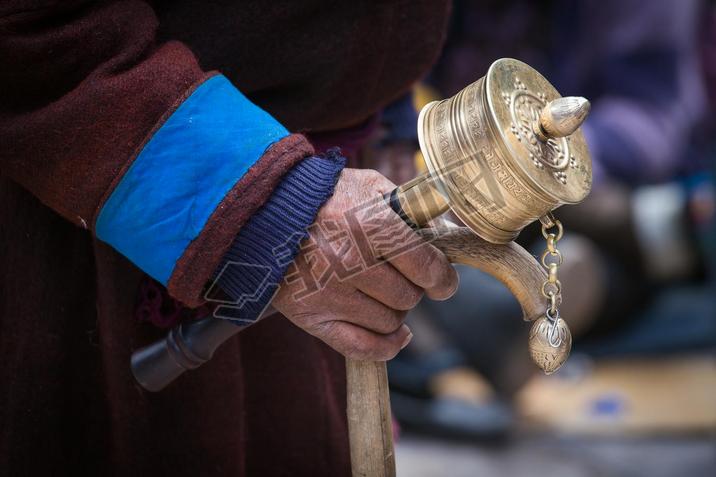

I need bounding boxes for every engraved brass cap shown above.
[417,58,592,244]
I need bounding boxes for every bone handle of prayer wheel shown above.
[422,227,546,321]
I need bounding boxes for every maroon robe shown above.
[0,1,450,475]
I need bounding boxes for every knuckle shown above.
[366,168,383,180]
[367,169,396,191]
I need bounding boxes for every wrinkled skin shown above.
[273,168,458,361]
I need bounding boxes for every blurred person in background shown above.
[362,0,715,439]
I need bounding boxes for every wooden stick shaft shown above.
[346,359,395,477]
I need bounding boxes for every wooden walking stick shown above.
[131,59,593,477]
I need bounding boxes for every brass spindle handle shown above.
[386,173,450,229]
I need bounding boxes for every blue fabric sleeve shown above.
[209,151,346,325]
[95,75,289,285]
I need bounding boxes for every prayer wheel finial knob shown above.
[536,96,591,140]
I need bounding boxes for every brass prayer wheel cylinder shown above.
[409,58,592,244]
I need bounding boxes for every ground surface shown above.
[395,433,716,477]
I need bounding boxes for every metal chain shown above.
[539,213,563,331]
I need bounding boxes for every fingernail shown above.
[401,332,413,350]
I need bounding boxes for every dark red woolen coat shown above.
[0,1,450,475]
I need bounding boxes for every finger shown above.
[311,320,413,361]
[351,261,423,311]
[374,211,458,300]
[402,242,458,301]
[333,288,408,334]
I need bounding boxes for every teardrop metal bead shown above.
[528,315,572,374]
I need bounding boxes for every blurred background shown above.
[358,1,716,475]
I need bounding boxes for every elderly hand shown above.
[273,168,458,361]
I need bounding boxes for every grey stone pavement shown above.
[395,433,716,477]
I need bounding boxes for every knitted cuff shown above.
[211,150,346,324]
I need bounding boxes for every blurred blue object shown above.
[589,394,625,417]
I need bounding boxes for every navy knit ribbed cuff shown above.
[210,150,346,324]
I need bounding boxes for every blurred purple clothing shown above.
[428,0,707,186]
[308,114,380,166]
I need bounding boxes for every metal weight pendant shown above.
[528,311,572,375]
